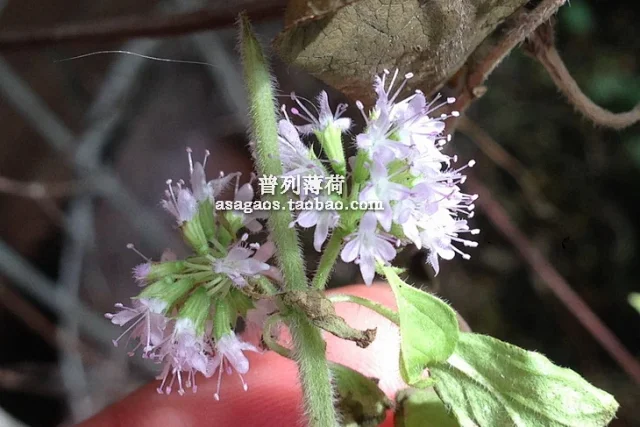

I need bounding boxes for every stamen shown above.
[177,371,185,396]
[186,147,194,174]
[387,69,399,94]
[290,93,319,125]
[214,359,224,401]
[166,180,178,207]
[389,71,413,103]
[238,373,249,392]
[203,150,210,169]
[280,104,290,122]
[166,369,177,395]
[126,243,151,262]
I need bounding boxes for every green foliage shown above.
[382,265,459,386]
[329,362,394,427]
[431,333,619,427]
[394,388,459,427]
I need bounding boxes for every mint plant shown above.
[105,15,620,427]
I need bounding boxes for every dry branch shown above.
[0,1,286,50]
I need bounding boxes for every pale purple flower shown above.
[393,92,446,136]
[161,179,197,225]
[105,298,169,357]
[212,236,270,287]
[277,119,327,178]
[290,91,351,135]
[187,148,239,203]
[252,240,282,283]
[353,70,479,274]
[209,332,260,400]
[355,103,411,165]
[359,159,409,231]
[155,319,212,395]
[290,198,340,251]
[230,174,264,233]
[418,210,479,275]
[341,212,397,285]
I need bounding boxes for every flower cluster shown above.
[106,68,479,399]
[281,69,479,284]
[106,149,273,399]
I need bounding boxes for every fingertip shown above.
[80,351,304,427]
[325,282,405,398]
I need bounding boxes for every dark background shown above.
[0,0,638,425]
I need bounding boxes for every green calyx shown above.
[213,297,235,340]
[138,277,195,311]
[181,216,209,255]
[197,199,216,242]
[352,150,370,184]
[177,287,213,336]
[315,125,346,176]
[147,260,186,282]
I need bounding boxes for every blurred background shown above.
[0,0,638,425]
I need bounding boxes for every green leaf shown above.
[381,265,459,386]
[394,388,459,427]
[431,333,619,427]
[329,361,394,427]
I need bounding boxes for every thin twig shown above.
[0,2,286,51]
[457,116,557,219]
[449,0,567,117]
[524,21,640,130]
[467,177,640,385]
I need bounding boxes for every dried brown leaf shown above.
[275,0,528,103]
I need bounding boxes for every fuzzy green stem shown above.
[240,15,336,427]
[328,294,400,325]
[312,229,346,290]
[289,310,339,427]
[239,14,307,291]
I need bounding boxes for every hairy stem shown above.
[525,21,640,130]
[311,230,346,290]
[240,15,337,426]
[239,14,307,291]
[289,310,339,427]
